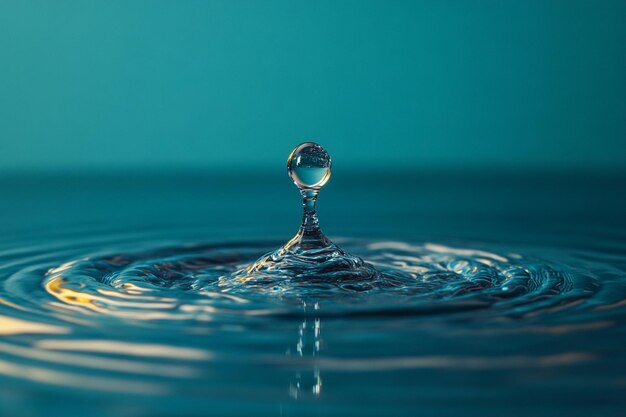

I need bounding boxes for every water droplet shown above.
[288,142,331,190]
[227,141,379,282]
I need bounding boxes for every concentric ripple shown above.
[1,238,601,322]
[1,233,625,416]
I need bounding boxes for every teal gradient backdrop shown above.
[1,0,624,172]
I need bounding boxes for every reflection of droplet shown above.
[288,316,324,400]
[288,142,331,190]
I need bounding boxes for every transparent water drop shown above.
[288,142,331,190]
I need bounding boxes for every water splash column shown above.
[286,143,333,251]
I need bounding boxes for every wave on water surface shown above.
[0,233,623,414]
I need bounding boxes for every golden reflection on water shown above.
[0,342,200,377]
[46,276,176,312]
[0,358,168,395]
[36,339,213,360]
[0,315,69,335]
[44,276,214,321]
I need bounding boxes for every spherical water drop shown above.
[288,142,331,190]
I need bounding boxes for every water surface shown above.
[0,171,625,417]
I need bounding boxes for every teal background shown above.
[1,0,625,173]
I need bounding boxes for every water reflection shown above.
[0,232,624,416]
[35,339,213,360]
[288,302,322,400]
[0,315,69,335]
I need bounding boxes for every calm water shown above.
[1,171,625,417]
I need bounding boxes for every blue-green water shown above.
[1,171,625,417]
